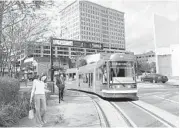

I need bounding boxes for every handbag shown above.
[28,104,34,119]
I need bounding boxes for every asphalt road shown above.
[114,82,179,127]
[20,80,179,127]
[138,82,179,116]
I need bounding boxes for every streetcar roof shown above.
[109,53,136,61]
[66,68,77,74]
[78,63,97,74]
[66,53,135,74]
[84,53,135,64]
[78,59,105,74]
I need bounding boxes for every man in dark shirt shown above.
[55,73,65,103]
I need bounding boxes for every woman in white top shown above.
[30,74,47,126]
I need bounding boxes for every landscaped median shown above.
[0,77,52,127]
[0,77,31,127]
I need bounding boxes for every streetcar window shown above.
[110,61,133,77]
[110,68,125,77]
[101,64,107,84]
[119,69,125,77]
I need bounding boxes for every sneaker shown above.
[36,124,43,127]
[42,120,47,124]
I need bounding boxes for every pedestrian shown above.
[55,73,65,103]
[30,74,47,127]
[24,73,28,87]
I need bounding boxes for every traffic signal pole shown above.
[50,37,54,81]
[50,37,54,93]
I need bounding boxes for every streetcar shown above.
[66,53,138,99]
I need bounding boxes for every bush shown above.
[0,92,30,127]
[0,77,51,127]
[0,77,20,104]
[0,77,30,127]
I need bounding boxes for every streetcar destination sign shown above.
[111,62,132,67]
[54,40,73,46]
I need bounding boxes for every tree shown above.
[77,59,87,68]
[136,61,156,74]
[0,1,54,76]
[149,62,156,73]
[0,1,48,45]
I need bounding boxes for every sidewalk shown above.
[14,90,101,127]
[166,76,179,86]
[14,80,129,127]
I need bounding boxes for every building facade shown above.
[153,14,179,77]
[156,44,179,77]
[17,40,133,75]
[60,0,125,50]
[17,40,132,62]
[136,51,155,63]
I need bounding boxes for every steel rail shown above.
[129,101,175,128]
[110,102,138,128]
[90,95,111,128]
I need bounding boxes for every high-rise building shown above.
[60,0,125,50]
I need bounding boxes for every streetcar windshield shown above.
[110,61,135,83]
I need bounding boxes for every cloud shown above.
[107,0,178,53]
[126,31,155,54]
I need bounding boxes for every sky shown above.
[44,0,179,54]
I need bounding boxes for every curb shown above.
[68,89,129,127]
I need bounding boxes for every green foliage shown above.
[0,92,30,127]
[0,77,31,126]
[77,59,87,68]
[0,77,20,104]
[136,62,156,73]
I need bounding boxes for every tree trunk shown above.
[0,1,4,45]
[2,68,5,76]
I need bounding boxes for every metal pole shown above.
[106,61,110,88]
[50,37,54,93]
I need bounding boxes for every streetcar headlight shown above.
[127,85,131,88]
[132,84,137,88]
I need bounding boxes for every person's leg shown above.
[61,88,64,100]
[25,79,27,87]
[59,88,61,103]
[34,95,43,125]
[40,95,47,124]
[60,88,62,101]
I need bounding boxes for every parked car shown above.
[141,73,168,83]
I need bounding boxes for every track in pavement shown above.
[112,100,178,128]
[68,86,178,128]
[89,95,178,128]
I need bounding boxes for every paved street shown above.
[113,82,179,127]
[14,90,101,127]
[138,83,179,116]
[65,80,179,127]
[16,80,179,127]
[0,0,179,127]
